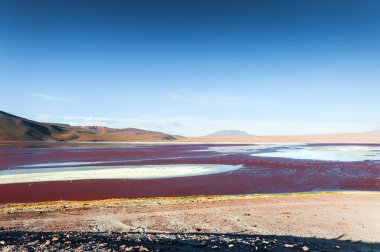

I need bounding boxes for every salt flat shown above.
[0,164,241,184]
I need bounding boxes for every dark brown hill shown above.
[0,110,181,142]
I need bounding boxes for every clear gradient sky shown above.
[1,0,380,136]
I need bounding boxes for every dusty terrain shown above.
[1,192,380,251]
[180,132,380,144]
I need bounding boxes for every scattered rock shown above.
[138,246,149,251]
[27,240,39,246]
[284,243,295,248]
[0,230,377,251]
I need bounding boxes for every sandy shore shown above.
[1,192,380,243]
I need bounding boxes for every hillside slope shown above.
[0,111,180,142]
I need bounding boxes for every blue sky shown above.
[1,0,380,136]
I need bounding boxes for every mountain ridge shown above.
[204,130,253,138]
[0,110,181,142]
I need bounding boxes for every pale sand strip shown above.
[178,131,380,144]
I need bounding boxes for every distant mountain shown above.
[204,130,253,138]
[0,110,181,142]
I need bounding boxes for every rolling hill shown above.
[0,110,181,142]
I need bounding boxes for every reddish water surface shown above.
[0,142,379,203]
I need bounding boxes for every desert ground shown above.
[179,132,380,144]
[1,192,380,251]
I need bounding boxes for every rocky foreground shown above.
[1,230,379,251]
[1,193,380,251]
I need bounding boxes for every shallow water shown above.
[250,145,380,161]
[0,142,379,203]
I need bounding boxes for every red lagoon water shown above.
[0,142,379,203]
